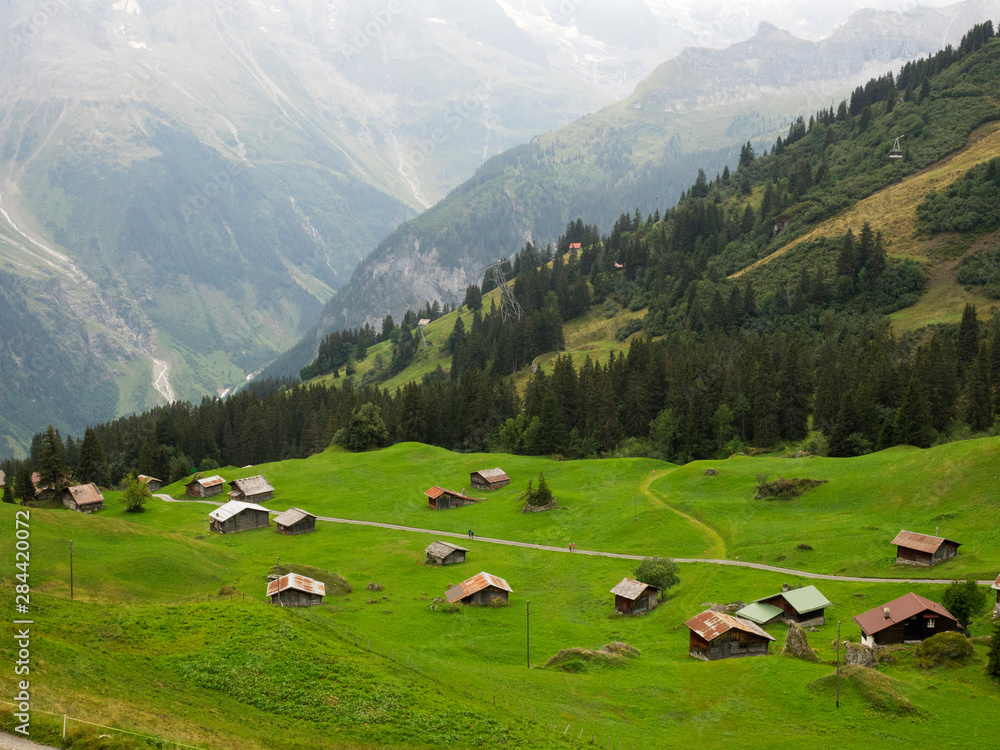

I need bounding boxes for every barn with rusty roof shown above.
[273,508,316,535]
[470,468,510,491]
[208,500,270,534]
[610,577,661,615]
[445,572,512,605]
[267,573,325,607]
[891,530,960,566]
[186,474,226,498]
[425,486,480,510]
[684,610,775,661]
[62,483,105,513]
[854,592,961,647]
[229,475,274,504]
[425,541,468,565]
[138,475,163,492]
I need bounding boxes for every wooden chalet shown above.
[425,541,468,565]
[228,475,274,503]
[610,577,661,615]
[138,475,163,492]
[993,574,1000,608]
[685,610,775,661]
[273,507,317,535]
[854,592,962,647]
[425,486,480,510]
[267,573,325,607]
[0,469,5,488]
[62,483,105,513]
[186,474,226,498]
[32,471,69,500]
[470,468,510,491]
[891,530,960,566]
[737,584,832,627]
[208,500,270,534]
[445,571,512,606]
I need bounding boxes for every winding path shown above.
[153,495,993,586]
[639,473,726,558]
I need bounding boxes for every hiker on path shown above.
[468,529,474,540]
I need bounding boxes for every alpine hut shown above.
[62,483,105,513]
[425,486,480,510]
[470,468,510,491]
[992,574,1000,608]
[138,475,163,492]
[228,475,274,504]
[685,610,775,661]
[273,508,316,535]
[891,530,960,566]
[737,584,832,627]
[425,541,468,565]
[610,577,661,615]
[854,592,962,647]
[208,500,270,534]
[186,474,226,498]
[267,573,325,607]
[445,572,512,606]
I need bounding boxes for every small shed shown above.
[273,507,317,535]
[425,541,468,565]
[138,475,163,492]
[186,474,226,498]
[228,475,274,503]
[738,584,832,627]
[992,574,1000,607]
[0,469,5,488]
[891,530,960,566]
[425,486,480,510]
[470,468,510,491]
[854,592,962,647]
[610,577,661,615]
[685,610,775,661]
[62,483,105,513]
[445,571,512,606]
[208,500,270,534]
[267,573,325,607]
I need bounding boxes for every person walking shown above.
[468,529,474,540]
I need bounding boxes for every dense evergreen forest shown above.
[3,23,999,501]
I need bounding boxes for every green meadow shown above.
[3,438,1000,749]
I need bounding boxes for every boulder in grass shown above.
[782,624,819,662]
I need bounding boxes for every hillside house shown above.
[208,500,270,534]
[568,242,582,250]
[425,486,480,510]
[737,584,832,627]
[138,475,163,492]
[425,541,468,565]
[685,610,775,661]
[267,573,325,607]
[610,577,661,615]
[993,574,1000,606]
[445,572,512,605]
[273,508,317,535]
[892,530,960,566]
[32,471,68,500]
[854,592,962,647]
[62,483,105,513]
[0,469,5,488]
[186,475,226,498]
[228,475,274,503]
[470,468,510,491]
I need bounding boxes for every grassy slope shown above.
[4,440,1000,748]
[735,121,1000,330]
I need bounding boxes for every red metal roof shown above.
[853,592,960,636]
[267,573,326,598]
[425,486,478,502]
[446,572,512,603]
[993,574,1000,591]
[891,529,960,554]
[684,610,775,642]
[568,242,581,249]
[425,486,445,499]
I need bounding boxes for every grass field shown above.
[3,438,1000,749]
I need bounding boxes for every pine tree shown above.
[986,621,1000,679]
[963,346,993,431]
[957,303,981,367]
[2,481,13,504]
[38,425,68,493]
[14,462,35,505]
[76,427,108,486]
[896,377,935,448]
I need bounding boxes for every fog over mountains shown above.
[2,0,999,457]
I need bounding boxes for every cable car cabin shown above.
[889,136,904,159]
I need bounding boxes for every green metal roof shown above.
[735,602,783,625]
[761,585,832,615]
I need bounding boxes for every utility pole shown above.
[836,620,841,708]
[634,496,637,521]
[526,600,530,669]
[69,540,73,600]
[276,555,283,608]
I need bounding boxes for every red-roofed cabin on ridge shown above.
[853,592,962,647]
[892,530,960,566]
[425,486,479,510]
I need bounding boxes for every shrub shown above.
[914,632,976,669]
[755,477,827,499]
[633,557,679,595]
